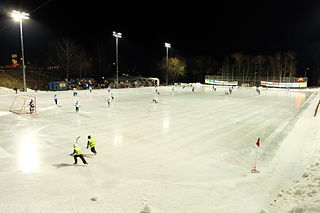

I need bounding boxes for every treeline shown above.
[46,38,298,84]
[160,51,298,84]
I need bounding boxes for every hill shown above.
[0,70,58,90]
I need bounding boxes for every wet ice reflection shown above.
[162,117,170,130]
[112,132,123,148]
[295,93,306,109]
[18,132,38,174]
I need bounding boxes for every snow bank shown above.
[262,156,320,213]
[261,90,320,213]
[0,86,37,95]
[0,87,15,94]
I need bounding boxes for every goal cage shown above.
[9,95,37,114]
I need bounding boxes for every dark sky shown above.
[1,0,320,77]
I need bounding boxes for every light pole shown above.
[254,71,257,86]
[11,10,29,92]
[165,42,171,85]
[113,31,122,85]
[305,68,309,78]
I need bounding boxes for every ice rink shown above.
[0,85,318,213]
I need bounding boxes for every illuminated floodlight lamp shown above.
[113,31,122,38]
[11,10,29,21]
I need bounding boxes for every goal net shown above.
[9,95,37,114]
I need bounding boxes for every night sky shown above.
[1,1,320,80]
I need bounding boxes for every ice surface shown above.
[0,85,319,213]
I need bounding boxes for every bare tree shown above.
[275,53,282,82]
[231,53,245,83]
[244,55,251,82]
[267,56,275,81]
[282,53,289,80]
[257,55,266,82]
[222,56,232,81]
[48,38,82,80]
[287,51,296,79]
[251,56,260,85]
[78,46,87,78]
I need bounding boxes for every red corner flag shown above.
[256,137,260,147]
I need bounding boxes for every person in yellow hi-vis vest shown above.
[70,144,88,165]
[87,135,97,154]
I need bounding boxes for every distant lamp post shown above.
[11,10,29,92]
[165,42,171,85]
[254,71,257,86]
[113,31,122,84]
[305,67,309,78]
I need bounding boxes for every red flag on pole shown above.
[256,137,260,147]
[251,137,261,173]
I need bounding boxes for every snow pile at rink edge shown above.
[261,156,320,213]
[261,90,320,213]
